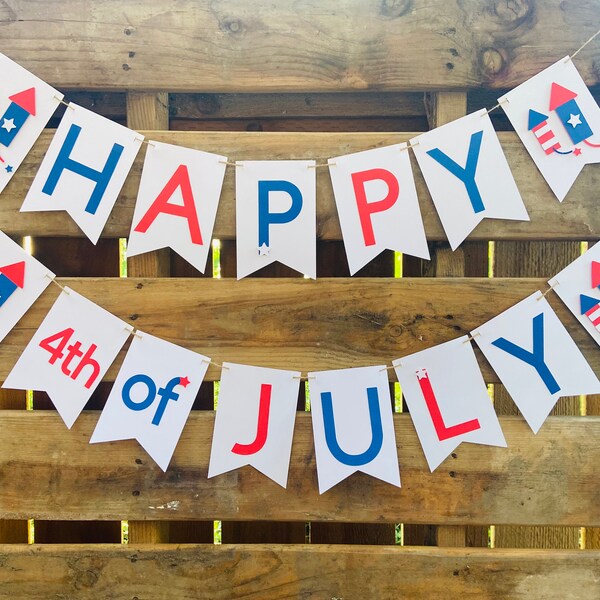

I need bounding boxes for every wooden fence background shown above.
[0,1,599,597]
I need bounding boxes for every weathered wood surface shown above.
[1,1,599,92]
[2,131,600,240]
[0,413,598,526]
[1,544,599,600]
[0,277,595,383]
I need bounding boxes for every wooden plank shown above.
[126,92,173,545]
[170,92,426,119]
[492,241,581,550]
[310,244,396,545]
[1,1,598,92]
[3,131,599,241]
[0,545,598,600]
[422,91,488,550]
[0,412,598,526]
[0,277,596,383]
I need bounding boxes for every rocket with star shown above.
[0,87,36,148]
[549,82,597,146]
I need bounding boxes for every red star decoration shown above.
[573,147,582,156]
[179,376,191,387]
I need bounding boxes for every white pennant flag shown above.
[3,288,132,428]
[309,365,400,494]
[411,110,528,250]
[21,104,143,244]
[0,230,54,342]
[499,57,600,202]
[236,160,316,279]
[0,53,63,194]
[549,242,600,347]
[393,338,506,472]
[127,141,227,273]
[472,291,600,433]
[90,331,209,471]
[208,363,300,487]
[328,144,429,274]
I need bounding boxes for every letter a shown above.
[134,164,203,245]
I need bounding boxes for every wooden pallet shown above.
[0,1,599,598]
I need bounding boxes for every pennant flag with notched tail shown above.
[0,230,54,342]
[549,242,600,348]
[3,288,133,428]
[472,291,600,434]
[236,160,316,279]
[20,104,143,244]
[127,141,227,273]
[328,143,429,274]
[411,110,528,250]
[90,332,209,471]
[309,365,400,494]
[393,337,506,472]
[208,363,300,487]
[499,57,600,202]
[0,53,63,195]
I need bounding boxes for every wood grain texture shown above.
[492,240,582,550]
[0,277,596,383]
[0,412,598,526]
[1,1,598,92]
[3,131,598,241]
[0,544,598,600]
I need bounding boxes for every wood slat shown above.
[0,545,599,600]
[1,1,598,92]
[2,131,599,241]
[0,277,596,383]
[0,412,598,526]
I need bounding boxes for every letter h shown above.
[42,123,124,215]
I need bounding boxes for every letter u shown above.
[321,387,383,466]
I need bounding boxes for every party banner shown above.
[236,160,316,279]
[499,57,600,202]
[309,365,400,494]
[472,291,600,433]
[549,242,600,347]
[328,143,429,274]
[393,337,506,472]
[20,103,143,244]
[0,230,54,342]
[3,288,133,428]
[90,331,209,471]
[127,141,227,273]
[0,53,63,195]
[411,110,528,250]
[208,363,300,487]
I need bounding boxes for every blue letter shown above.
[491,313,560,394]
[321,387,383,466]
[258,180,303,247]
[122,374,156,412]
[153,377,181,426]
[426,130,485,213]
[42,123,124,215]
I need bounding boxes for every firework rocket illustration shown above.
[0,261,25,308]
[549,82,600,148]
[578,260,600,331]
[0,87,37,168]
[528,109,563,155]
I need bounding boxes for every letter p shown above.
[258,180,303,247]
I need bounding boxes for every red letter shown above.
[417,369,480,441]
[134,164,203,245]
[39,328,73,365]
[232,383,272,455]
[351,168,399,246]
